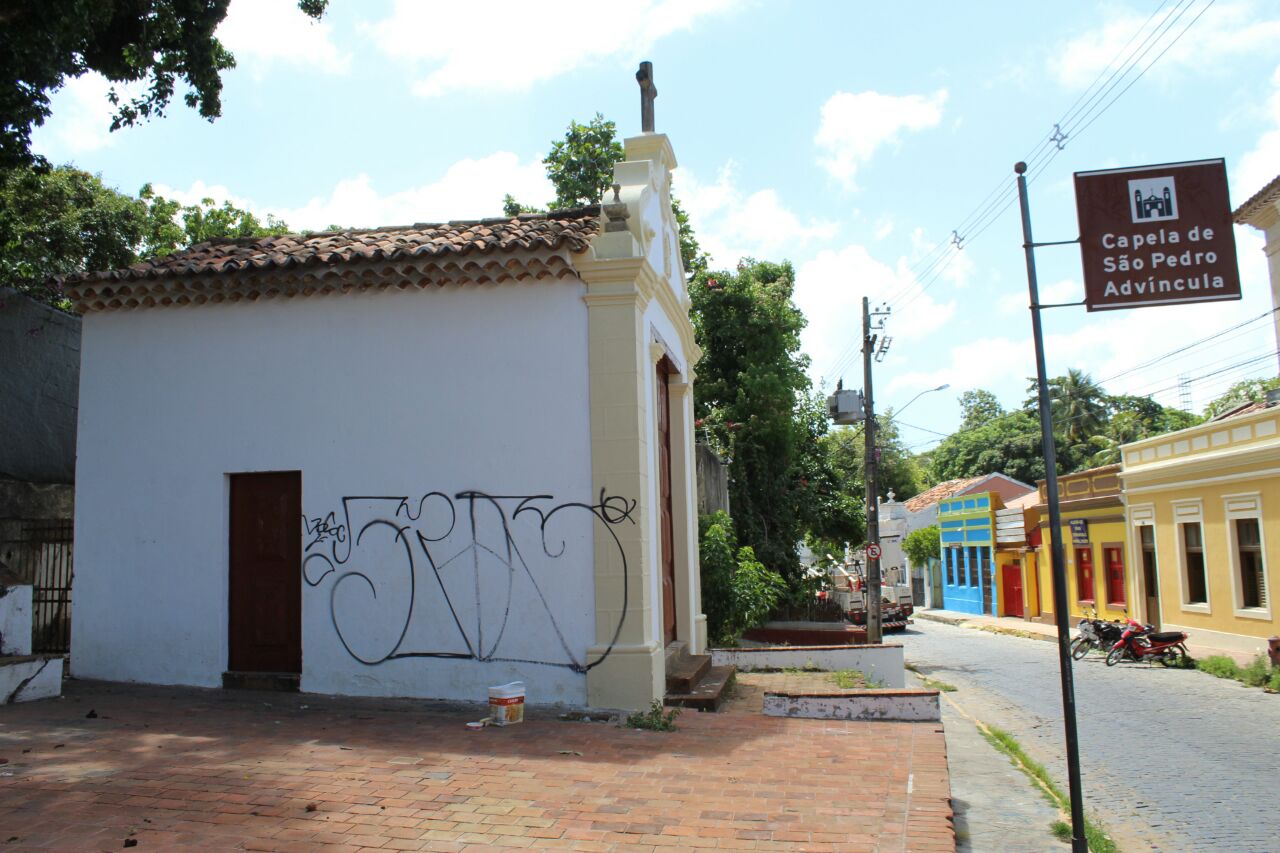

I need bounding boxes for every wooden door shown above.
[657,359,677,646]
[980,553,994,614]
[1001,564,1024,617]
[1140,526,1160,629]
[229,471,302,673]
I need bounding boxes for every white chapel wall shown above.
[72,279,604,705]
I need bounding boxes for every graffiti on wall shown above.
[302,489,634,673]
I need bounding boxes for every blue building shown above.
[938,491,1001,615]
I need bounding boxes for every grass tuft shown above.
[830,669,883,689]
[979,723,1118,853]
[625,700,680,732]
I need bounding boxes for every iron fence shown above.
[1,520,74,653]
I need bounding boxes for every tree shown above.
[0,164,146,305]
[903,525,940,570]
[1029,368,1107,450]
[820,416,924,512]
[0,167,293,308]
[507,113,707,275]
[691,259,819,585]
[928,409,1046,485]
[959,389,1004,429]
[0,1,328,170]
[1204,376,1280,418]
[543,114,625,210]
[698,511,787,646]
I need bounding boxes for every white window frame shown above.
[1171,498,1210,614]
[1223,492,1271,620]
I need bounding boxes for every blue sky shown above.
[32,0,1280,452]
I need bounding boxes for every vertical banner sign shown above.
[1075,159,1241,311]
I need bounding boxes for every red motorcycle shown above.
[1105,618,1189,667]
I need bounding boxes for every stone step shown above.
[664,664,735,712]
[222,671,300,692]
[665,652,711,694]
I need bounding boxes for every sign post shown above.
[1075,159,1240,311]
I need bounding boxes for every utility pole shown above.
[1016,161,1087,853]
[862,297,890,644]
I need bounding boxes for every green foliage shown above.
[1196,655,1241,679]
[903,525,941,568]
[929,409,1046,485]
[698,512,787,645]
[0,166,293,308]
[820,415,923,513]
[544,113,626,210]
[1240,655,1272,687]
[1204,376,1280,418]
[959,389,1005,428]
[691,260,825,585]
[0,0,327,169]
[830,669,882,689]
[501,194,542,218]
[0,164,145,306]
[625,700,680,731]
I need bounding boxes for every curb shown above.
[916,611,1060,644]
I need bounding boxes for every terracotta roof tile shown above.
[903,476,985,513]
[63,207,602,288]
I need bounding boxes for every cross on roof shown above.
[636,61,657,133]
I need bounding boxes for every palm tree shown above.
[1026,369,1108,453]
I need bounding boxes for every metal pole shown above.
[862,296,883,644]
[1016,161,1087,853]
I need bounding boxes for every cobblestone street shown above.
[899,619,1280,852]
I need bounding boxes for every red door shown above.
[1001,564,1024,617]
[657,359,677,647]
[229,471,302,673]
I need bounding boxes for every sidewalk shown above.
[915,608,1256,663]
[0,678,954,852]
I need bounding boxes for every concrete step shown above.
[665,652,712,694]
[222,671,300,692]
[664,664,735,712]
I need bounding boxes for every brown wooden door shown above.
[229,471,302,673]
[657,360,677,646]
[1140,526,1160,629]
[980,554,994,614]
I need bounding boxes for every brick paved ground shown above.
[0,679,953,852]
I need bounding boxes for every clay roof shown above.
[904,476,984,512]
[64,208,602,313]
[1233,174,1280,225]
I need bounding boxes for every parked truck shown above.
[828,563,913,632]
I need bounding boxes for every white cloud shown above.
[997,277,1081,315]
[364,0,736,98]
[156,151,551,232]
[28,73,147,158]
[797,244,956,388]
[1051,1,1280,90]
[814,89,947,187]
[679,163,838,269]
[218,0,351,75]
[1235,64,1280,198]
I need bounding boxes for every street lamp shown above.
[893,383,950,418]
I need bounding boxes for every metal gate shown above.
[2,520,74,653]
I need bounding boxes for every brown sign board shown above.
[1074,159,1240,311]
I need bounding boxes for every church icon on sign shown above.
[1129,176,1178,223]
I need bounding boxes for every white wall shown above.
[73,281,602,705]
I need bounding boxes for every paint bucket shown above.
[488,682,525,726]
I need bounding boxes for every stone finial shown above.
[603,183,630,232]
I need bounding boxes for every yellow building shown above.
[1120,405,1280,657]
[1031,465,1131,623]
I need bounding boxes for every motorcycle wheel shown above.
[1070,637,1091,660]
[1105,646,1127,667]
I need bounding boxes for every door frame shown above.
[656,357,678,647]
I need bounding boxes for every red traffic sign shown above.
[866,543,882,560]
[1074,158,1241,311]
